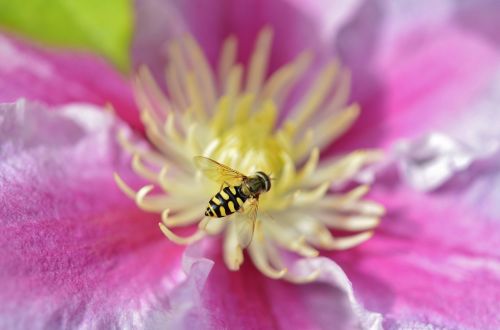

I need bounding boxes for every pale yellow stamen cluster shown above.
[115,27,384,282]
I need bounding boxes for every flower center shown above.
[210,97,283,173]
[115,27,385,282]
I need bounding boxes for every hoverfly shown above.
[194,156,272,247]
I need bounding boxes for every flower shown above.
[115,27,385,281]
[2,0,500,329]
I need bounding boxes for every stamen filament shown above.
[159,210,205,244]
[218,35,238,90]
[321,215,380,231]
[163,207,205,227]
[248,239,287,279]
[185,35,217,110]
[132,154,159,182]
[246,26,273,94]
[261,51,312,106]
[320,231,374,250]
[291,60,339,129]
[113,173,137,200]
[137,66,172,118]
[224,222,245,270]
[312,104,360,150]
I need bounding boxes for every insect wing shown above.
[194,156,247,186]
[234,198,259,248]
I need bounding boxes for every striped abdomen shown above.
[205,185,248,218]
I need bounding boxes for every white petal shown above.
[287,257,383,330]
[395,132,498,191]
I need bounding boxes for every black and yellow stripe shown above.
[205,185,248,218]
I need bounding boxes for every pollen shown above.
[115,27,385,282]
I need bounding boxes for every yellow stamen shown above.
[248,239,287,279]
[225,64,243,100]
[326,68,352,111]
[320,215,381,231]
[163,207,205,227]
[136,66,172,118]
[185,73,206,120]
[307,150,384,187]
[136,185,165,212]
[321,231,374,250]
[132,154,158,182]
[264,242,321,283]
[290,60,339,130]
[218,35,238,90]
[113,172,137,199]
[261,51,312,106]
[116,130,165,166]
[199,217,226,235]
[165,61,188,110]
[159,210,205,244]
[185,35,217,110]
[246,26,273,94]
[224,222,245,270]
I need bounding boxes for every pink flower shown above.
[1,1,500,329]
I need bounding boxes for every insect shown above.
[194,156,272,246]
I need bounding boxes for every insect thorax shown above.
[244,172,271,196]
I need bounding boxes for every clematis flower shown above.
[2,1,500,329]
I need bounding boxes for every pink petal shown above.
[330,164,500,329]
[392,62,500,190]
[0,34,141,130]
[168,239,382,329]
[0,100,194,328]
[133,0,361,83]
[332,1,500,152]
[315,3,500,327]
